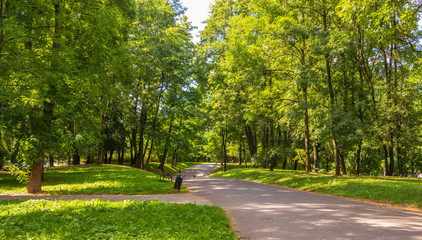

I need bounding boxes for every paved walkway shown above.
[2,164,421,239]
[182,163,422,240]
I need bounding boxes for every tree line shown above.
[1,0,422,193]
[0,0,206,193]
[198,0,422,176]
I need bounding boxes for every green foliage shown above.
[4,164,29,184]
[213,168,422,209]
[198,0,422,177]
[0,0,205,192]
[0,165,187,195]
[253,149,284,171]
[0,199,237,240]
[2,0,422,195]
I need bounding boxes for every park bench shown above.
[160,169,173,182]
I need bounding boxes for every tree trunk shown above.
[243,140,247,167]
[396,115,403,176]
[333,139,340,176]
[131,133,136,166]
[238,136,242,166]
[381,42,395,176]
[397,146,402,176]
[145,140,154,169]
[383,145,389,175]
[355,141,362,175]
[339,148,347,175]
[262,126,268,150]
[358,48,388,176]
[27,159,44,193]
[222,128,227,172]
[339,53,349,176]
[323,10,340,176]
[131,100,138,166]
[282,130,288,170]
[171,147,178,168]
[117,150,121,165]
[254,131,258,153]
[86,155,92,164]
[98,113,106,164]
[143,139,150,161]
[270,120,275,147]
[303,85,311,173]
[313,142,318,173]
[131,129,136,166]
[27,2,60,193]
[388,140,394,175]
[49,155,54,167]
[355,69,365,175]
[72,149,81,165]
[244,125,257,156]
[121,148,125,165]
[28,103,54,192]
[146,77,166,168]
[129,136,133,164]
[136,107,147,169]
[158,115,174,170]
[282,158,287,170]
[103,150,108,164]
[108,149,113,164]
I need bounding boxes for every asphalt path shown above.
[182,163,422,240]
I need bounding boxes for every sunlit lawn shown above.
[0,199,237,239]
[0,165,187,195]
[213,167,422,209]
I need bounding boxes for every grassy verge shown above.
[0,165,187,195]
[213,164,250,173]
[0,199,237,240]
[213,168,422,210]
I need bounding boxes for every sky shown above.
[180,0,215,43]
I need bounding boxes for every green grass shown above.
[0,199,237,239]
[0,165,188,195]
[213,168,422,210]
[213,164,250,173]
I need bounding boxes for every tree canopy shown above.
[198,0,422,176]
[1,0,422,193]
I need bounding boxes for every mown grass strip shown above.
[213,167,422,210]
[0,199,237,240]
[0,165,187,195]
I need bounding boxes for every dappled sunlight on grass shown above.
[213,168,422,209]
[0,165,187,195]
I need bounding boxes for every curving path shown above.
[182,163,422,240]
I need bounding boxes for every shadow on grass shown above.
[0,165,187,195]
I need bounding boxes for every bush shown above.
[253,149,284,171]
